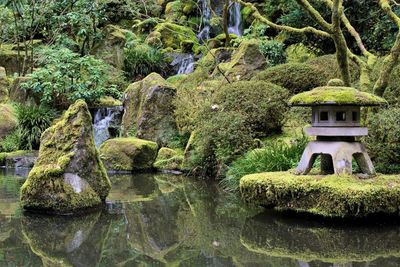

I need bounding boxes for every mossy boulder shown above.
[253,54,360,94]
[0,104,17,140]
[99,137,158,171]
[0,150,38,168]
[154,147,184,170]
[153,22,199,53]
[122,73,179,147]
[91,96,122,108]
[214,39,266,81]
[240,172,400,218]
[20,100,111,214]
[0,67,8,103]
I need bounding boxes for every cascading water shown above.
[177,54,195,74]
[228,1,242,36]
[197,0,211,42]
[93,106,123,147]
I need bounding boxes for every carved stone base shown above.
[296,141,375,176]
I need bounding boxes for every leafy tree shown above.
[22,47,121,109]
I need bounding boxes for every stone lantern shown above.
[289,79,387,176]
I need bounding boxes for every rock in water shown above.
[122,73,179,147]
[20,100,111,214]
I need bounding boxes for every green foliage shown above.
[222,136,308,193]
[186,81,289,178]
[15,104,57,150]
[124,41,168,80]
[0,129,22,152]
[364,107,400,174]
[22,47,121,109]
[213,81,289,137]
[259,40,287,67]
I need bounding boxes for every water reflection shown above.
[1,169,400,266]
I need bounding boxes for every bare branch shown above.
[295,0,332,32]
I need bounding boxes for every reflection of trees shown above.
[21,212,113,267]
[241,212,400,266]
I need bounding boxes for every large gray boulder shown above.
[20,100,111,214]
[122,73,179,147]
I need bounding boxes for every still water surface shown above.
[1,168,400,267]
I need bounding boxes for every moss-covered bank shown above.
[240,172,400,217]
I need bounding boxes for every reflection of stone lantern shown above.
[289,79,387,176]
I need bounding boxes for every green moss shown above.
[241,213,400,263]
[154,147,184,170]
[91,96,122,108]
[240,171,400,217]
[154,22,199,53]
[289,86,387,106]
[99,137,158,171]
[20,100,111,214]
[0,104,17,139]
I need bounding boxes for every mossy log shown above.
[240,171,400,217]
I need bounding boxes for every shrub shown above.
[221,136,308,193]
[252,55,360,94]
[213,81,289,137]
[0,129,22,153]
[259,40,287,67]
[22,47,121,109]
[124,43,168,80]
[364,107,400,174]
[15,105,57,150]
[185,80,289,178]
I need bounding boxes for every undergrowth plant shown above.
[221,135,308,193]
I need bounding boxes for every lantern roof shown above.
[289,79,387,107]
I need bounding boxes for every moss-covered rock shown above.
[214,39,266,81]
[153,22,198,53]
[91,96,122,108]
[289,84,387,106]
[253,54,360,94]
[0,104,17,140]
[0,150,38,168]
[20,100,111,214]
[240,171,400,217]
[0,67,8,103]
[122,73,179,147]
[154,147,184,170]
[99,137,158,171]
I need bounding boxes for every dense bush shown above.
[213,81,289,137]
[0,130,22,153]
[259,40,287,67]
[252,55,360,94]
[22,47,121,109]
[221,136,308,193]
[186,80,289,178]
[15,105,57,150]
[364,107,400,174]
[124,43,168,81]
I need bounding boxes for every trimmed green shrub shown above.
[222,136,308,193]
[364,107,400,174]
[0,129,22,153]
[213,81,289,137]
[252,55,360,94]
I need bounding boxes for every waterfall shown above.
[228,1,242,36]
[197,0,211,42]
[177,54,195,74]
[168,52,195,75]
[93,106,123,147]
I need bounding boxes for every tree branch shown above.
[233,0,330,38]
[295,0,332,32]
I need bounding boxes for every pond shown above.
[1,168,400,267]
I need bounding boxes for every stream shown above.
[1,168,400,266]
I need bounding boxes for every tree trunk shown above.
[222,0,231,46]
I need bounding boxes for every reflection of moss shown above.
[241,213,400,263]
[21,212,112,267]
[240,171,400,217]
